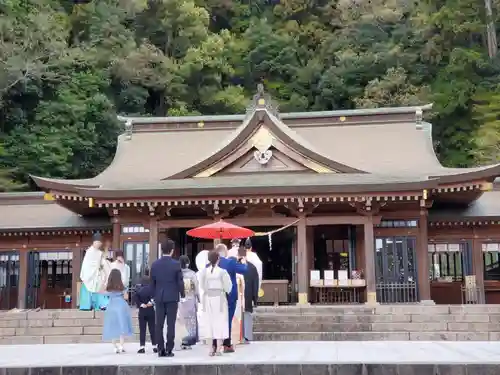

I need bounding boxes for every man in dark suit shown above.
[238,247,259,343]
[151,239,185,357]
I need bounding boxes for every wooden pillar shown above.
[17,250,28,309]
[417,209,432,302]
[307,227,314,270]
[472,234,485,303]
[297,217,309,305]
[291,231,298,303]
[149,216,159,269]
[111,215,120,251]
[71,246,82,308]
[363,217,377,304]
[356,225,365,272]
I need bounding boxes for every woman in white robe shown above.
[195,250,209,344]
[198,250,232,356]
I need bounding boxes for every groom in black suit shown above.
[151,239,185,357]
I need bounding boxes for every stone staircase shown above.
[253,305,500,341]
[1,305,500,344]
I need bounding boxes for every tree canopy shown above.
[1,0,500,191]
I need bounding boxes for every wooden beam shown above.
[305,215,381,226]
[158,216,296,228]
[159,215,381,228]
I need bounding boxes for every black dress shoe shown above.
[166,351,174,357]
[137,348,145,354]
[158,349,167,357]
[153,347,158,353]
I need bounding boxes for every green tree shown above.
[0,0,500,191]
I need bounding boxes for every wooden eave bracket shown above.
[350,199,383,216]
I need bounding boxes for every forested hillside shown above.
[1,0,500,191]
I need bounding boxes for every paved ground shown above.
[1,341,500,367]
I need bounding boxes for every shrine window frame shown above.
[121,224,149,234]
[482,243,500,281]
[38,251,73,289]
[376,220,418,228]
[428,243,464,282]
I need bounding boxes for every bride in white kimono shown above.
[195,250,209,344]
[198,250,232,356]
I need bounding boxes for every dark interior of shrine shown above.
[247,226,294,281]
[174,226,295,281]
[313,225,355,278]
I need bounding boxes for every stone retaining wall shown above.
[2,305,500,344]
[0,363,497,375]
[0,309,138,345]
[254,304,500,341]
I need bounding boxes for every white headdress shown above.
[195,250,209,271]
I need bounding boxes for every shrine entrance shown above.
[123,241,151,287]
[310,225,360,304]
[0,252,19,310]
[247,226,294,305]
[375,237,418,303]
[26,251,73,309]
[169,225,295,304]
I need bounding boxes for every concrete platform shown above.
[1,342,500,374]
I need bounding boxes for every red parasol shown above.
[187,220,254,240]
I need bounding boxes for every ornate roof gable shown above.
[165,86,366,180]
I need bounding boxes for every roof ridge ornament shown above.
[245,84,280,120]
[125,119,133,140]
[415,107,423,129]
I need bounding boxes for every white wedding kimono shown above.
[228,245,239,258]
[198,266,232,340]
[246,251,263,288]
[195,250,209,299]
[79,246,112,310]
[111,260,131,288]
[195,250,209,343]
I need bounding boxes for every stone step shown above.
[254,331,496,341]
[0,334,141,345]
[254,322,371,333]
[2,306,500,344]
[255,313,498,323]
[254,321,500,333]
[255,304,500,315]
[1,330,497,344]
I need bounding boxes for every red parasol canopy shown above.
[187,220,255,240]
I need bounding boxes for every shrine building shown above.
[2,87,500,310]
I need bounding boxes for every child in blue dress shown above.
[102,268,133,353]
